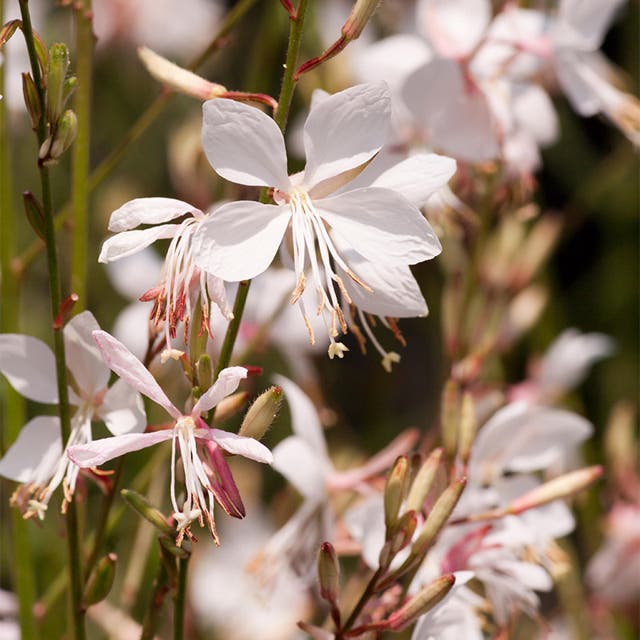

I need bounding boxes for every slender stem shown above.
[212,0,310,380]
[140,558,170,640]
[18,3,85,637]
[14,0,260,276]
[338,567,384,638]
[70,0,93,310]
[173,558,189,640]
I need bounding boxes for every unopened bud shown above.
[22,191,46,240]
[82,553,116,609]
[441,379,460,460]
[499,285,547,347]
[33,31,49,79]
[238,386,282,441]
[213,391,249,426]
[386,574,455,631]
[138,47,227,100]
[47,109,77,161]
[0,19,21,47]
[384,455,410,534]
[457,393,477,464]
[412,479,466,557]
[511,215,562,289]
[196,354,213,392]
[406,448,442,514]
[22,72,41,130]
[605,402,637,476]
[342,0,381,40]
[317,542,340,603]
[509,466,602,515]
[120,489,173,535]
[46,43,70,124]
[62,76,78,105]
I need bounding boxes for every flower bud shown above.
[384,455,410,534]
[378,510,417,570]
[441,379,460,460]
[238,386,282,441]
[47,109,77,162]
[457,392,477,464]
[509,466,602,515]
[406,448,442,514]
[196,354,213,392]
[22,191,46,241]
[46,43,70,124]
[386,574,455,631]
[138,46,227,100]
[412,478,466,557]
[317,542,340,604]
[213,391,249,426]
[120,489,174,535]
[22,72,41,130]
[342,0,381,40]
[62,75,78,105]
[0,19,21,47]
[511,215,562,289]
[82,553,116,609]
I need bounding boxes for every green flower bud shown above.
[238,386,282,441]
[22,191,46,241]
[82,553,116,609]
[46,43,70,124]
[47,109,77,162]
[317,542,340,604]
[406,448,442,515]
[384,455,410,535]
[120,489,173,535]
[21,72,41,131]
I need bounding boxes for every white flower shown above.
[192,83,454,360]
[67,330,272,544]
[0,311,146,519]
[99,198,233,353]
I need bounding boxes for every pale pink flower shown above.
[0,312,145,519]
[193,83,454,360]
[67,330,272,543]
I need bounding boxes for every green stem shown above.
[15,0,260,277]
[140,558,170,640]
[70,0,93,310]
[18,3,85,638]
[173,558,189,640]
[213,0,310,380]
[338,567,384,638]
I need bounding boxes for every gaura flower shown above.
[99,198,233,353]
[0,311,146,520]
[67,330,273,544]
[192,83,454,362]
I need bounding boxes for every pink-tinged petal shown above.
[336,247,428,318]
[0,335,57,403]
[202,99,290,191]
[203,441,245,518]
[205,429,273,464]
[0,416,61,483]
[64,311,110,397]
[98,224,180,263]
[92,330,181,419]
[302,83,391,189]
[367,153,457,208]
[318,187,441,266]
[108,197,203,232]
[192,201,290,281]
[272,436,326,500]
[67,430,174,467]
[98,378,147,435]
[192,366,248,415]
[418,0,491,58]
[272,375,328,459]
[556,0,624,51]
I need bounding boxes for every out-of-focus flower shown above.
[0,312,145,519]
[68,330,272,544]
[193,83,454,362]
[0,590,19,640]
[99,197,233,353]
[190,507,309,639]
[586,503,640,606]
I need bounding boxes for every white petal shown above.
[302,83,391,189]
[92,330,181,419]
[192,366,248,414]
[192,201,290,281]
[0,416,62,483]
[0,335,57,403]
[343,494,386,569]
[98,224,180,263]
[512,84,559,147]
[104,248,164,300]
[318,187,441,266]
[67,430,174,467]
[202,99,290,190]
[557,0,624,51]
[272,375,328,458]
[108,197,202,232]
[64,311,110,397]
[336,245,428,318]
[272,436,326,499]
[206,273,233,319]
[207,429,273,464]
[418,0,491,57]
[99,378,147,435]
